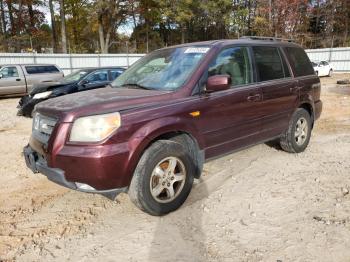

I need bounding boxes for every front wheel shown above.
[280,108,312,153]
[128,140,194,216]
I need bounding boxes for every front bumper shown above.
[17,96,43,117]
[23,145,127,200]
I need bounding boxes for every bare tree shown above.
[59,0,67,53]
[0,0,6,34]
[49,0,59,52]
[96,0,127,53]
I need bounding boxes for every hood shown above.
[35,86,171,121]
[30,81,76,95]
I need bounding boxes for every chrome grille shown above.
[32,113,57,144]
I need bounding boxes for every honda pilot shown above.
[23,37,322,216]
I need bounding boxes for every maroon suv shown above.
[24,37,322,215]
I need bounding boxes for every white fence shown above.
[0,47,349,74]
[0,53,145,75]
[306,47,350,72]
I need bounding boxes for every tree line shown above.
[0,0,349,54]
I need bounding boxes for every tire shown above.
[328,69,333,77]
[280,108,312,153]
[128,140,195,216]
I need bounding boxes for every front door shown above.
[194,46,264,159]
[0,66,26,95]
[79,70,110,91]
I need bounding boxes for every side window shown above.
[25,66,59,74]
[0,66,19,78]
[25,66,38,74]
[252,46,285,81]
[45,66,59,73]
[110,69,124,80]
[208,47,252,86]
[284,47,314,77]
[85,70,108,83]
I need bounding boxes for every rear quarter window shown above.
[284,47,314,77]
[25,65,60,74]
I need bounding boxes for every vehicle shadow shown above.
[265,138,282,151]
[148,178,208,262]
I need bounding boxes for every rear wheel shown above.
[280,108,312,153]
[128,140,194,216]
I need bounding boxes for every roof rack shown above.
[240,36,295,42]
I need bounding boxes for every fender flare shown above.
[121,116,205,185]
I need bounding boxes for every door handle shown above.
[247,94,261,102]
[16,78,21,81]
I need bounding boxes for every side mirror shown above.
[0,73,3,79]
[206,75,231,92]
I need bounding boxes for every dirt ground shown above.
[0,74,350,262]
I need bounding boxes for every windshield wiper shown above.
[120,83,152,90]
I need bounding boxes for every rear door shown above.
[251,46,298,139]
[0,65,26,95]
[194,46,264,158]
[283,46,318,114]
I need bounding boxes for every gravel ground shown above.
[0,74,350,262]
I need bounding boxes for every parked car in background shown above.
[23,37,322,215]
[0,64,63,97]
[17,67,125,117]
[312,61,333,77]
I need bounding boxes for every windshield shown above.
[111,46,210,91]
[62,70,90,83]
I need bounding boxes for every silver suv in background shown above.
[0,64,64,96]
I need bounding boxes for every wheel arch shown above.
[123,118,205,186]
[298,102,314,127]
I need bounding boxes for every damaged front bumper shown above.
[23,145,127,200]
[17,95,42,117]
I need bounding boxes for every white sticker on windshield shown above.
[184,47,210,54]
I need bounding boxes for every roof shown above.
[1,63,59,66]
[162,36,302,50]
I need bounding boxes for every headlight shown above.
[33,91,52,99]
[69,112,121,142]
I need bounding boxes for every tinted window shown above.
[0,66,19,78]
[209,47,252,86]
[252,46,285,81]
[85,70,108,83]
[26,65,59,74]
[110,69,124,80]
[284,47,314,77]
[45,65,60,73]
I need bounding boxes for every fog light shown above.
[75,182,96,191]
